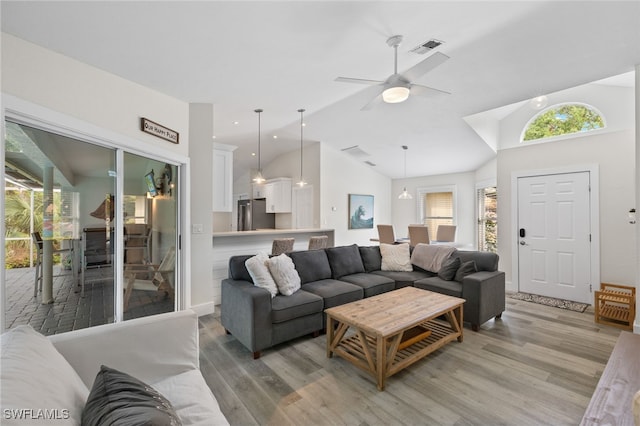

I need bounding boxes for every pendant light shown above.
[252,108,265,183]
[398,145,413,199]
[296,108,306,187]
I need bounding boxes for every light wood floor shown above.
[198,298,622,426]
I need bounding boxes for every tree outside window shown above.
[522,104,604,142]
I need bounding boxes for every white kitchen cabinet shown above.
[212,144,235,212]
[264,178,292,213]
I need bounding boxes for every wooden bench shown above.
[581,331,640,425]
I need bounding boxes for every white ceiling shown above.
[2,1,639,181]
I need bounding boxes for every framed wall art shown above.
[348,194,374,229]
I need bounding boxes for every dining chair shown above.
[123,246,175,312]
[31,232,75,297]
[308,235,329,250]
[377,225,396,244]
[272,238,295,255]
[80,227,114,296]
[435,225,457,242]
[408,225,430,247]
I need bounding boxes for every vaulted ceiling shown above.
[2,1,639,181]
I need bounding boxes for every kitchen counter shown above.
[213,228,335,238]
[211,228,334,304]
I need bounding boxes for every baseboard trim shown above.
[188,302,216,317]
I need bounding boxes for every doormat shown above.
[507,292,589,313]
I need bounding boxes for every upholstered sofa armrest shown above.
[49,309,200,388]
[461,270,506,328]
[221,279,273,354]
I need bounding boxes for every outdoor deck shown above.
[4,265,173,335]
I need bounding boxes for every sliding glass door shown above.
[122,152,178,320]
[3,120,180,334]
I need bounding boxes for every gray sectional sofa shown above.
[221,244,505,359]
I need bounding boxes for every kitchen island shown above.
[211,228,335,304]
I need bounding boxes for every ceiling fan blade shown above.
[402,51,450,82]
[411,83,451,97]
[335,76,385,85]
[361,89,385,111]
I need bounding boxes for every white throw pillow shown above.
[245,252,278,297]
[380,243,413,272]
[0,325,90,425]
[266,254,301,296]
[152,369,230,426]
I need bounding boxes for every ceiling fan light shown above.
[382,85,410,103]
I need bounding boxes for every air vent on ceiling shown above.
[341,145,370,159]
[364,161,377,167]
[410,39,444,54]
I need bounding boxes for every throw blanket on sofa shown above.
[411,244,456,273]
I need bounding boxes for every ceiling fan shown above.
[335,35,450,110]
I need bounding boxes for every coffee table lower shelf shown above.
[330,319,460,389]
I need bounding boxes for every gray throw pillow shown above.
[359,246,382,272]
[455,260,477,282]
[82,365,181,426]
[438,256,461,281]
[326,244,365,279]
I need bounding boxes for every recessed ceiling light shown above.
[212,135,217,139]
[273,135,278,139]
[251,152,256,156]
[233,121,239,125]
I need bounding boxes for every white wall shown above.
[0,34,215,312]
[188,104,215,312]
[497,129,636,289]
[320,144,391,246]
[392,172,477,246]
[1,34,188,158]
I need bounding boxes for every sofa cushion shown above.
[302,279,363,308]
[371,270,433,288]
[326,244,365,279]
[338,273,395,298]
[266,254,301,296]
[359,246,382,272]
[152,369,229,426]
[455,260,478,282]
[414,276,463,297]
[411,244,456,273]
[380,243,412,271]
[455,251,498,272]
[288,249,332,284]
[245,252,278,297]
[228,255,254,282]
[0,325,90,425]
[437,256,461,281]
[271,290,324,323]
[82,365,180,426]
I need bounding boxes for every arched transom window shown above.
[521,103,605,142]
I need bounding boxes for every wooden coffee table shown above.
[325,287,464,390]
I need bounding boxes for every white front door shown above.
[517,172,591,303]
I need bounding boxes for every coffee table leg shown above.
[376,335,385,391]
[326,315,334,358]
[456,305,464,342]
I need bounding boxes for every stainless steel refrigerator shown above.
[237,199,275,231]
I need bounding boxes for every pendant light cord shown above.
[255,109,263,173]
[298,108,305,183]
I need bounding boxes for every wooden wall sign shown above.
[140,117,179,144]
